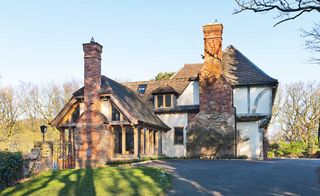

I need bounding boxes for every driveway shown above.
[140,159,320,196]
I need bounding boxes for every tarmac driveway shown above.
[140,159,320,196]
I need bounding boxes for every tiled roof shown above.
[170,63,203,79]
[72,76,170,130]
[123,78,190,108]
[151,85,179,95]
[171,45,278,86]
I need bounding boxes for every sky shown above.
[0,0,319,87]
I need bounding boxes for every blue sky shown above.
[0,0,319,86]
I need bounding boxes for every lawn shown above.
[0,166,171,196]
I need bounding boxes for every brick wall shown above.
[186,23,235,157]
[75,41,113,168]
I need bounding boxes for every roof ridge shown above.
[122,77,189,85]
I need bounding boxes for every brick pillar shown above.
[83,39,102,114]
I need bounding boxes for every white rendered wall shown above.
[158,113,188,157]
[101,100,111,120]
[177,81,199,105]
[233,87,248,114]
[250,87,272,115]
[233,87,272,116]
[237,121,262,159]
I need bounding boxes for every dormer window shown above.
[156,94,172,108]
[137,84,147,94]
[151,85,178,109]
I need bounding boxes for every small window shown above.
[165,94,171,107]
[157,95,164,108]
[112,104,120,121]
[174,127,184,145]
[137,84,147,93]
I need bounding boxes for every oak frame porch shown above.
[58,124,163,169]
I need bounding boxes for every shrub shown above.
[269,141,308,158]
[0,151,24,190]
[267,151,275,158]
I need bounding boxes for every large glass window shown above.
[174,127,184,145]
[114,127,122,154]
[112,105,120,121]
[126,127,134,154]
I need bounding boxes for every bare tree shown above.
[234,0,320,63]
[270,81,320,153]
[0,87,21,138]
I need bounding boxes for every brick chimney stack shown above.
[83,38,102,113]
[201,23,223,80]
[199,22,233,113]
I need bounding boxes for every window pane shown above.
[174,127,184,145]
[112,105,120,121]
[165,94,171,107]
[157,95,163,108]
[137,84,147,93]
[114,127,122,154]
[126,127,134,154]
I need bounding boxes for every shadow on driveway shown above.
[140,159,320,196]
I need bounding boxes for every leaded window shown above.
[157,95,164,108]
[174,127,184,145]
[165,94,171,107]
[156,94,172,108]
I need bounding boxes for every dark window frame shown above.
[174,127,184,145]
[165,94,171,107]
[156,94,172,109]
[157,94,164,108]
[137,84,147,94]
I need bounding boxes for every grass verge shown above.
[0,166,171,196]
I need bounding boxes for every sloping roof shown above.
[170,45,278,86]
[171,63,203,79]
[72,76,169,130]
[123,78,190,108]
[222,45,278,86]
[151,85,179,95]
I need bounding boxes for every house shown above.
[51,23,278,168]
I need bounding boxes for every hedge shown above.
[0,151,24,190]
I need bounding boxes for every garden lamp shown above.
[40,124,47,142]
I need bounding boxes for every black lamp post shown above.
[40,125,47,142]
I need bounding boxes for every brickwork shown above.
[75,41,113,168]
[187,23,235,157]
